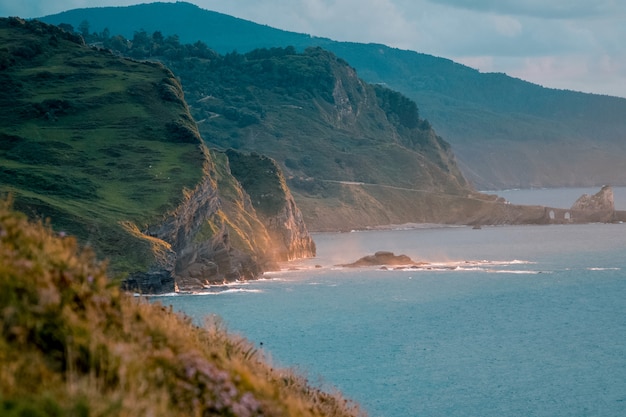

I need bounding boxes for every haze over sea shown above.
[154,188,626,417]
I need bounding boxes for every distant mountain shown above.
[0,17,314,293]
[39,1,626,189]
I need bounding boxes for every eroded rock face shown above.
[225,150,316,262]
[126,150,315,293]
[136,160,264,292]
[174,235,261,291]
[571,185,615,212]
[264,195,316,261]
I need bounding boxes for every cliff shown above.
[58,26,623,231]
[225,149,316,261]
[149,45,476,231]
[0,18,314,293]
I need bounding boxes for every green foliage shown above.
[225,150,287,217]
[374,84,420,129]
[0,18,205,275]
[0,200,364,416]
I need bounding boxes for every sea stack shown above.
[571,185,615,212]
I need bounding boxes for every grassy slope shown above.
[0,18,206,275]
[0,199,364,417]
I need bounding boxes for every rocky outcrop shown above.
[125,148,313,293]
[339,251,420,268]
[123,147,319,293]
[133,153,264,292]
[571,185,615,212]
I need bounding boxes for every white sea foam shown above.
[371,259,535,272]
[491,269,545,275]
[587,267,621,271]
[141,292,179,297]
[187,288,264,296]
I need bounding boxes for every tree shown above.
[78,20,90,37]
[152,30,164,44]
[58,23,74,33]
[107,35,129,53]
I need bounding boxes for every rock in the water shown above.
[571,185,615,212]
[339,251,420,267]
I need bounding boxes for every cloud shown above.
[483,53,626,96]
[425,0,623,19]
[205,0,420,49]
[492,15,522,37]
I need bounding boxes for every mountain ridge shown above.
[38,1,626,189]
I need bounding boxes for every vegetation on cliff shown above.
[40,1,626,189]
[0,199,363,417]
[0,18,205,278]
[0,17,314,292]
[71,24,478,231]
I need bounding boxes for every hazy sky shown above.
[2,0,626,98]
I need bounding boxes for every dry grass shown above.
[0,198,365,417]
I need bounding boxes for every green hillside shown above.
[80,28,484,230]
[0,17,203,276]
[0,17,314,292]
[39,1,626,189]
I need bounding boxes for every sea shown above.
[153,187,626,417]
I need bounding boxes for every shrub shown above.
[0,199,365,417]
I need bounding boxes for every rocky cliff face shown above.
[122,153,266,292]
[120,119,317,294]
[225,150,316,261]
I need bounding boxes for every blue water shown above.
[153,207,626,417]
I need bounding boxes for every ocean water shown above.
[153,192,626,417]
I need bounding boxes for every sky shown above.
[2,0,626,98]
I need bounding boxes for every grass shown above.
[0,18,206,275]
[0,198,365,416]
